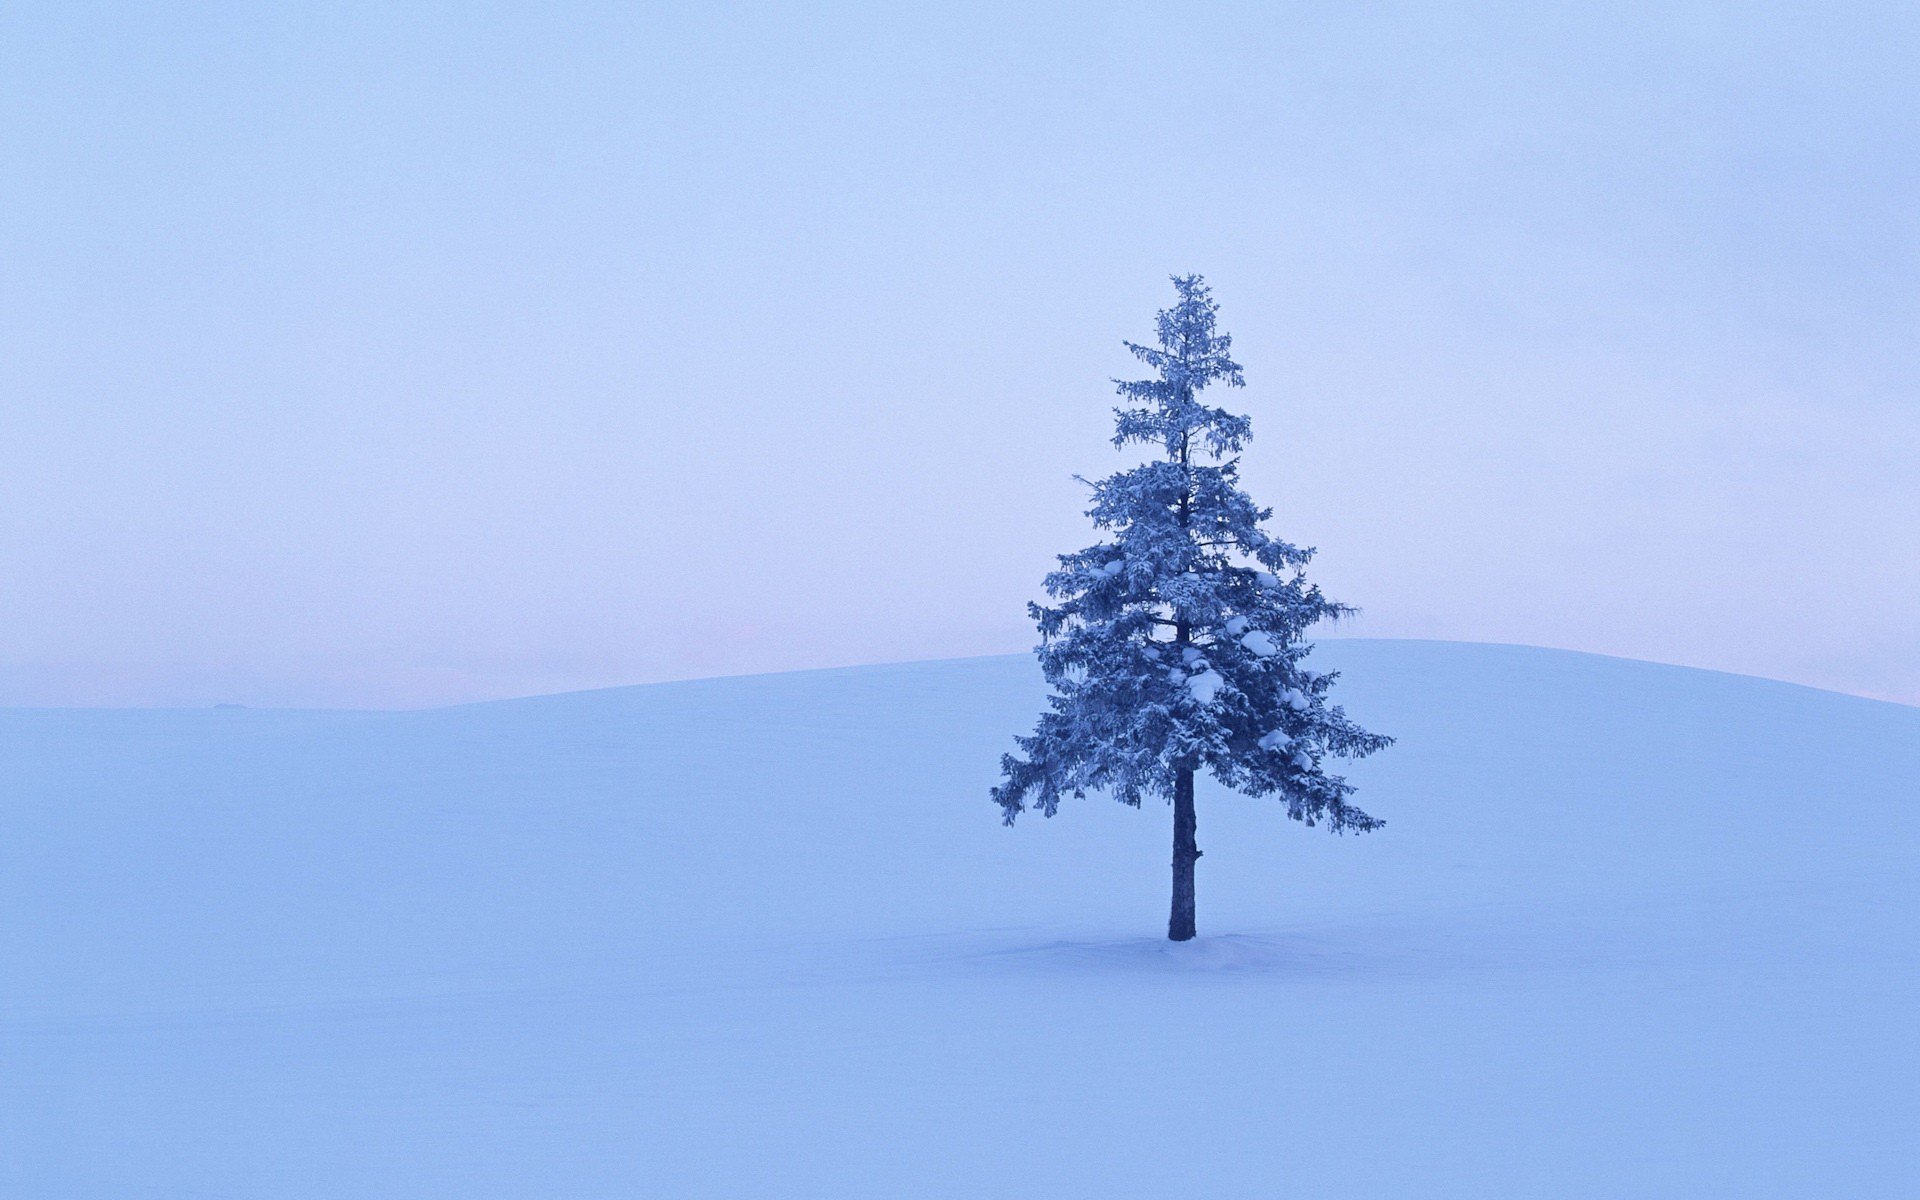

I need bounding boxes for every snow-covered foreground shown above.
[5,640,1915,1197]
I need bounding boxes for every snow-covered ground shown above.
[5,640,1914,1197]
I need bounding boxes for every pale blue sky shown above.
[3,1,1915,707]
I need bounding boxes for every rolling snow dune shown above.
[4,640,1915,1197]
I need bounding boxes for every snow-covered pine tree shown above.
[993,274,1392,941]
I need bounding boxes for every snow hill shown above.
[5,640,1915,1197]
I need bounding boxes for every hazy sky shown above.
[4,1,1915,708]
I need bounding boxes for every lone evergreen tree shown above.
[993,275,1392,941]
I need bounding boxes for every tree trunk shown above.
[1168,387,1199,942]
[1169,768,1199,940]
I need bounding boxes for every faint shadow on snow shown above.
[909,925,1501,985]
[886,880,1830,988]
[1012,933,1320,974]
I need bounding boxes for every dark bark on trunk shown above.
[1169,767,1198,941]
[1168,380,1200,941]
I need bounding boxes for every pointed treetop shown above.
[1113,274,1250,458]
